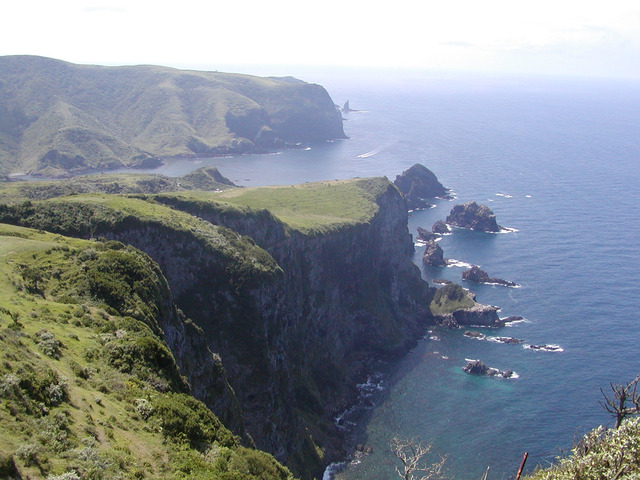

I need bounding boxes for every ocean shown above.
[111,70,640,480]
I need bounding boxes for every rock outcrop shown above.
[430,283,501,328]
[417,226,439,242]
[422,240,447,267]
[462,266,517,287]
[432,220,449,234]
[394,164,450,210]
[463,360,514,378]
[446,201,501,232]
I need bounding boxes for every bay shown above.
[111,71,640,479]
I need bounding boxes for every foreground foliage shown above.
[527,418,640,480]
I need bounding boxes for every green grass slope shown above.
[0,224,293,480]
[0,167,236,204]
[0,55,346,176]
[170,177,392,235]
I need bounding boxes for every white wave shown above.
[323,462,347,480]
[509,372,520,379]
[465,358,479,362]
[524,344,564,352]
[447,259,473,268]
[357,145,385,158]
[441,355,449,360]
[525,195,532,198]
[464,333,486,341]
[500,317,529,327]
[304,147,312,151]
[429,335,441,341]
[499,226,519,234]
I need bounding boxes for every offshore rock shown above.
[417,226,438,242]
[462,266,517,287]
[422,240,447,267]
[430,283,501,328]
[463,360,514,378]
[394,163,450,210]
[446,201,501,232]
[432,220,449,234]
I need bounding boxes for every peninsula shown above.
[0,56,346,177]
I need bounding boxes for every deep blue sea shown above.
[115,71,640,480]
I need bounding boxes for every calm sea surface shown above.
[114,71,640,480]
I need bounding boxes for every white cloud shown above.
[1,0,640,78]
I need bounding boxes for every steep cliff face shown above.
[0,178,433,479]
[155,180,433,476]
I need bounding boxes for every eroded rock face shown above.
[422,240,447,267]
[394,164,450,210]
[446,201,501,232]
[430,283,501,328]
[462,266,517,287]
[417,227,438,242]
[463,360,513,378]
[432,220,449,234]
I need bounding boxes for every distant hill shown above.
[0,56,346,177]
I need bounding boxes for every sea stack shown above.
[422,240,447,266]
[394,163,450,210]
[446,201,501,232]
[462,266,517,287]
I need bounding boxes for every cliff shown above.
[0,55,346,177]
[0,176,433,478]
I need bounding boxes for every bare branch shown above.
[599,375,640,428]
[390,436,447,480]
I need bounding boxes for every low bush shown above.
[153,393,238,449]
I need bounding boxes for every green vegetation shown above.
[0,55,345,176]
[429,284,475,315]
[207,177,391,234]
[526,418,640,480]
[0,224,294,479]
[0,167,236,204]
[0,193,282,286]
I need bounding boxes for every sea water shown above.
[110,71,640,479]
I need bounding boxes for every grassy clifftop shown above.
[0,55,346,177]
[156,177,393,235]
[0,224,293,480]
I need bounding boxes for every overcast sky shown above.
[3,0,640,79]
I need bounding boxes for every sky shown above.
[3,0,640,79]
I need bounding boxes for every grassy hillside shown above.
[176,177,392,234]
[0,167,236,204]
[0,224,293,479]
[0,55,346,177]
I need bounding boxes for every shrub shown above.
[153,393,238,449]
[47,473,81,480]
[19,366,68,407]
[35,329,63,359]
[15,442,42,466]
[134,398,153,420]
[0,373,21,398]
[0,453,18,477]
